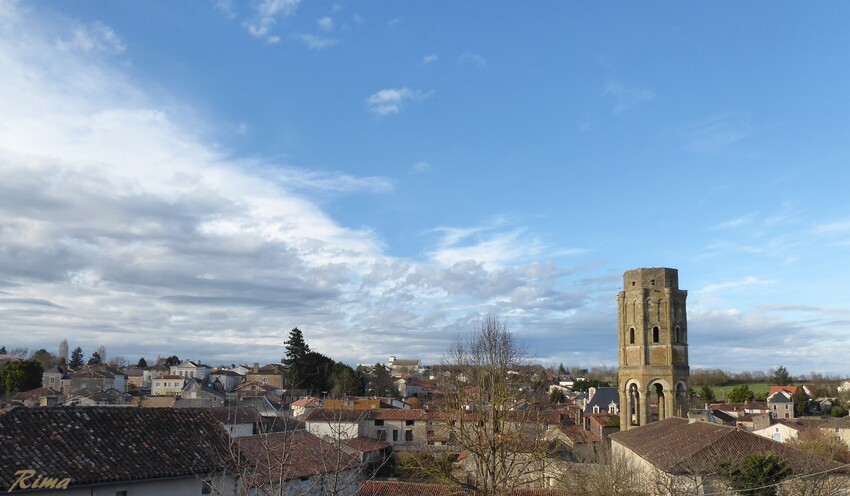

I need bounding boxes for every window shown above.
[392,430,399,442]
[405,420,414,426]
[675,326,681,344]
[629,328,635,344]
[652,326,659,343]
[405,430,413,442]
[375,419,384,426]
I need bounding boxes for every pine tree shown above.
[0,345,6,355]
[69,347,84,368]
[137,357,148,368]
[87,351,103,365]
[282,327,310,367]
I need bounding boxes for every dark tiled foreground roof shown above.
[0,406,235,490]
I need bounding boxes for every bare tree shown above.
[554,444,644,496]
[97,345,106,363]
[430,315,553,494]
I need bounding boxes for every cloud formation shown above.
[365,87,431,115]
[244,0,301,44]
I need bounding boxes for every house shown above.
[41,366,71,395]
[394,378,432,398]
[11,387,63,408]
[610,417,848,495]
[69,365,126,394]
[236,430,363,496]
[838,380,850,394]
[62,388,129,406]
[0,406,237,495]
[365,409,428,445]
[767,387,800,419]
[142,363,169,389]
[387,356,421,376]
[582,387,619,416]
[305,408,368,440]
[208,369,244,392]
[121,367,145,390]
[151,375,186,396]
[291,396,322,417]
[208,406,263,437]
[170,359,212,382]
[246,363,287,389]
[180,377,226,406]
[753,419,805,443]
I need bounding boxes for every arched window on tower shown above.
[675,326,681,344]
[652,326,659,343]
[629,327,635,344]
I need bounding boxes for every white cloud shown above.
[365,87,431,115]
[411,161,430,174]
[697,276,775,294]
[212,0,236,18]
[295,33,337,50]
[681,112,752,152]
[459,52,487,69]
[422,54,438,65]
[57,21,126,54]
[317,16,333,31]
[604,81,654,114]
[711,212,758,230]
[244,0,301,43]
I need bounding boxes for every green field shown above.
[709,383,773,401]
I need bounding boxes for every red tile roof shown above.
[236,431,361,487]
[368,409,427,421]
[357,481,577,495]
[610,417,846,475]
[341,436,391,453]
[305,408,368,423]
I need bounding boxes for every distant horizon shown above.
[2,2,850,374]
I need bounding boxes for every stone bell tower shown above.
[617,268,690,431]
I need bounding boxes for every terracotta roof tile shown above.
[236,431,361,487]
[368,409,427,421]
[610,418,846,475]
[305,408,368,423]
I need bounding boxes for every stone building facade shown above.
[618,268,690,431]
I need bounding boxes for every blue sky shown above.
[1,0,849,375]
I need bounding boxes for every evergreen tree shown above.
[722,453,791,496]
[69,347,84,368]
[1,360,43,394]
[699,385,717,404]
[137,357,148,368]
[282,327,310,367]
[369,363,397,397]
[727,384,755,403]
[330,362,365,398]
[29,349,54,370]
[771,365,793,386]
[0,346,6,355]
[793,386,809,417]
[87,351,103,365]
[164,355,181,367]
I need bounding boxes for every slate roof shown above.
[235,431,361,487]
[0,407,235,490]
[208,406,263,425]
[609,417,846,475]
[582,387,619,414]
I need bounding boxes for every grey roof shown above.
[583,387,619,414]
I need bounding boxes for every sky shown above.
[1,0,850,375]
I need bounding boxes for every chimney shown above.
[253,362,259,373]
